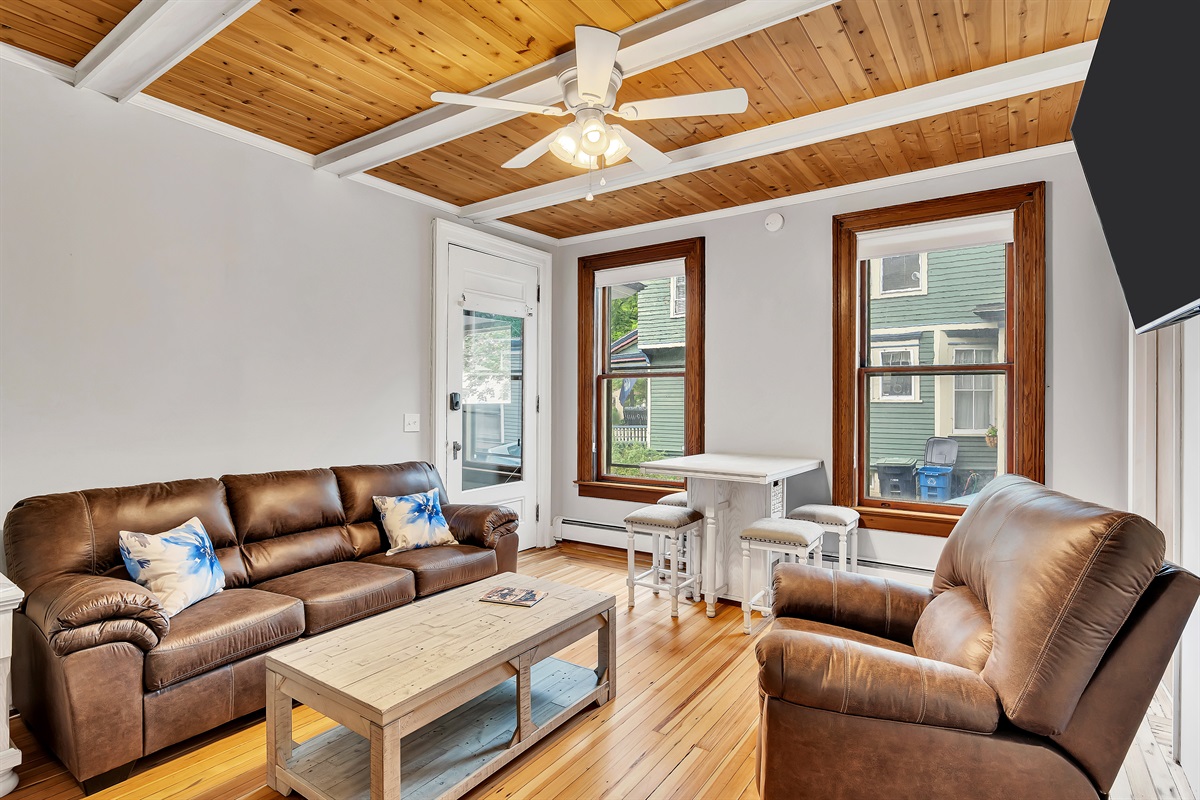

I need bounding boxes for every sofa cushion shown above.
[771,617,917,657]
[255,562,416,635]
[144,589,303,692]
[333,463,450,557]
[362,544,497,597]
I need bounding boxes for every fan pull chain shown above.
[586,161,594,202]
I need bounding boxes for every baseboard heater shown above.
[555,517,935,577]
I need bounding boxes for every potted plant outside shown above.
[985,425,998,448]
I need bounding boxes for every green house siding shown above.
[648,376,685,456]
[637,277,686,351]
[870,244,1006,335]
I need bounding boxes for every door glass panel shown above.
[462,310,523,490]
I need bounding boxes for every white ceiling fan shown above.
[430,25,749,177]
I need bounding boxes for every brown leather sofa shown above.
[755,475,1200,800]
[2,461,519,790]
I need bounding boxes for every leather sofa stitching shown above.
[1009,514,1134,717]
[149,629,299,690]
[883,578,893,638]
[838,638,850,714]
[914,656,928,724]
[295,582,404,605]
[154,609,299,653]
[79,491,97,576]
[832,570,839,622]
[306,598,410,636]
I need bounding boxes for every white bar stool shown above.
[787,504,861,572]
[740,517,824,634]
[625,505,703,617]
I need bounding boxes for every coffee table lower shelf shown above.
[280,658,601,800]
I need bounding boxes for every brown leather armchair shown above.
[755,475,1200,800]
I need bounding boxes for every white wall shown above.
[1179,316,1200,785]
[0,62,537,569]
[552,152,1130,572]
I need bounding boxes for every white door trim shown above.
[432,218,554,548]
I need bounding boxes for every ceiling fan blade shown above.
[502,131,559,169]
[430,92,567,117]
[574,25,620,104]
[615,88,749,121]
[612,125,671,171]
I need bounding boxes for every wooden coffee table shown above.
[265,572,616,800]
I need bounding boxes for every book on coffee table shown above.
[480,586,547,607]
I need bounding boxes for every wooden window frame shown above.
[577,238,705,503]
[833,183,1045,537]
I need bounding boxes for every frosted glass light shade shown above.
[550,124,630,169]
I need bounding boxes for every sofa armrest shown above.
[25,574,169,656]
[442,504,519,549]
[756,629,1000,733]
[772,563,933,644]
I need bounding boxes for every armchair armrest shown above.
[24,574,169,656]
[442,504,519,549]
[756,629,1000,733]
[773,563,933,645]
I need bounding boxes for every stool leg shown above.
[627,527,636,608]
[850,528,859,572]
[838,529,848,572]
[670,533,680,618]
[651,531,661,596]
[742,540,752,634]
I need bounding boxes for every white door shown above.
[444,243,540,550]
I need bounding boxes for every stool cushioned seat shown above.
[787,504,860,526]
[657,491,690,508]
[625,505,702,528]
[741,518,822,547]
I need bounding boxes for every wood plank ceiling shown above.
[0,0,1108,239]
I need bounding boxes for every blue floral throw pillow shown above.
[374,489,456,555]
[119,516,225,617]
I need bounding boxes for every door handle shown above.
[452,441,462,461]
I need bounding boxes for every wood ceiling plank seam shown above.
[272,0,508,98]
[168,45,384,129]
[890,118,937,171]
[365,165,477,206]
[960,0,1007,72]
[1008,0,1049,62]
[915,0,972,81]
[1083,0,1108,41]
[387,146,534,200]
[871,0,939,88]
[1042,0,1092,52]
[437,0,571,67]
[947,102,985,161]
[563,0,638,33]
[507,0,597,44]
[1033,81,1074,147]
[596,182,678,221]
[914,112,960,168]
[11,0,128,37]
[143,72,337,153]
[608,70,720,149]
[773,146,843,192]
[673,48,781,132]
[739,156,801,199]
[0,24,87,65]
[824,133,886,183]
[658,172,740,211]
[0,1,104,54]
[763,16,854,111]
[690,162,771,206]
[150,60,376,145]
[629,182,694,217]
[832,0,907,97]
[812,138,873,185]
[699,40,795,128]
[628,61,746,145]
[752,153,807,196]
[861,124,915,176]
[725,29,822,122]
[613,0,676,24]
[183,37,409,129]
[1006,90,1040,154]
[973,97,1011,156]
[798,3,879,104]
[67,0,140,22]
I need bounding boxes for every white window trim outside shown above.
[951,346,997,435]
[670,275,686,318]
[870,342,921,402]
[869,252,929,299]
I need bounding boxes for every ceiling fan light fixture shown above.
[548,122,582,162]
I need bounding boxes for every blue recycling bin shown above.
[917,465,953,502]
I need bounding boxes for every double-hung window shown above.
[577,239,705,502]
[833,184,1046,536]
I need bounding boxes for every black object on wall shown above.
[1072,0,1200,333]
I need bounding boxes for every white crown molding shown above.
[553,141,1078,246]
[74,0,259,103]
[461,41,1095,223]
[313,0,836,178]
[0,42,76,82]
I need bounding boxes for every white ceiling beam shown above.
[73,0,259,103]
[314,0,837,178]
[459,41,1096,222]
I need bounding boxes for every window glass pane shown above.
[868,244,1007,366]
[604,277,684,372]
[865,372,1007,506]
[601,375,684,482]
[462,310,522,490]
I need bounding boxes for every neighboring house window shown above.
[670,275,686,317]
[577,239,705,503]
[952,348,995,433]
[833,184,1046,537]
[870,345,920,401]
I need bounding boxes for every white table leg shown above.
[703,506,718,618]
[670,534,680,617]
[741,540,752,634]
[839,530,848,571]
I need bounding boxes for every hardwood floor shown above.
[7,543,1196,800]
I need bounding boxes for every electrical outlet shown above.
[403,414,420,432]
